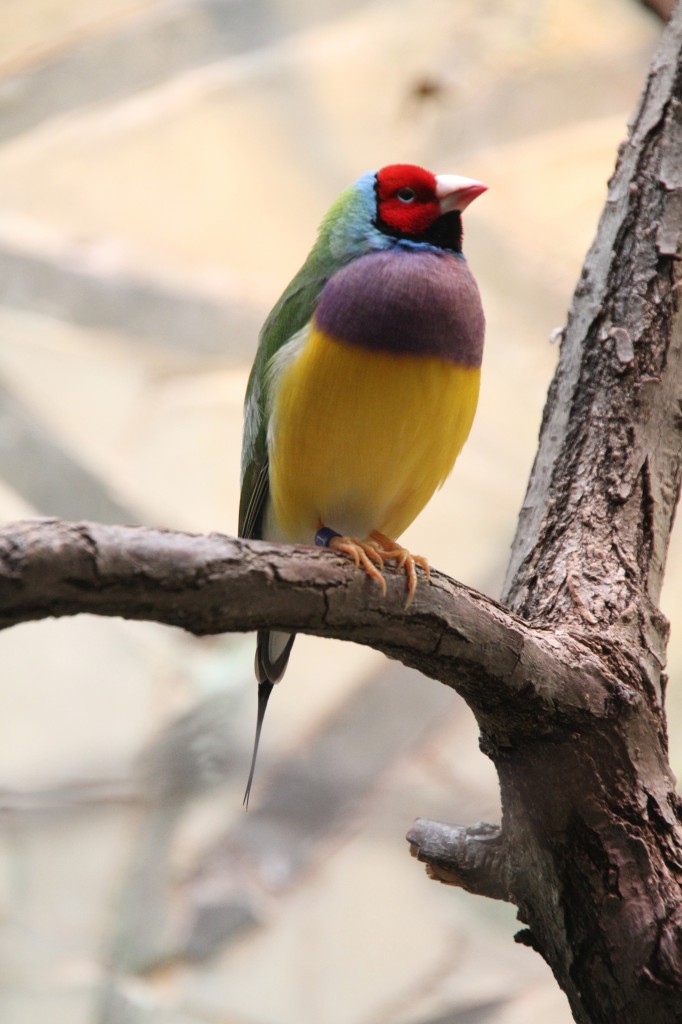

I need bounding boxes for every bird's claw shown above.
[328,536,387,595]
[369,531,430,608]
[326,531,429,607]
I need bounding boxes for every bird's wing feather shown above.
[238,269,330,538]
[239,184,371,539]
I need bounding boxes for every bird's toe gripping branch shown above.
[315,526,429,607]
[369,530,430,607]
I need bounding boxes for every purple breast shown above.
[314,249,484,366]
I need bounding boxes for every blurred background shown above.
[0,1,678,1022]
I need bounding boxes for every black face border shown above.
[373,176,463,253]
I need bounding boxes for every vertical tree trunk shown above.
[485,7,682,1020]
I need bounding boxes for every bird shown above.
[239,163,486,806]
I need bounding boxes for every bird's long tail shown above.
[243,678,273,808]
[243,629,296,807]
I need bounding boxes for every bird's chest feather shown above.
[265,249,483,543]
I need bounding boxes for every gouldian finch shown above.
[239,163,486,805]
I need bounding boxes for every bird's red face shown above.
[375,164,487,239]
[375,165,441,234]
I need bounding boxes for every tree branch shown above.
[404,14,682,1021]
[502,4,682,685]
[407,819,511,902]
[0,517,625,739]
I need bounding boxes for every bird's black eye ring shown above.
[396,187,416,203]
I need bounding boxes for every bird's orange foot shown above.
[368,530,430,608]
[327,534,388,596]
[315,526,428,607]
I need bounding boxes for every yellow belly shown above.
[267,327,480,543]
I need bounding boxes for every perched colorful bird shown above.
[239,163,486,805]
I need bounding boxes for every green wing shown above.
[238,266,327,538]
[238,183,372,540]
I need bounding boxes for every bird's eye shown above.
[396,187,416,203]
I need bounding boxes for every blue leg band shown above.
[315,526,342,547]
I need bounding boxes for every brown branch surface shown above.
[503,5,682,692]
[0,518,622,738]
[407,819,511,902]
[463,8,682,1022]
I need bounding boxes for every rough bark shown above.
[432,7,682,1022]
[0,518,624,727]
[1,7,682,1023]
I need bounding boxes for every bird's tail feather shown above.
[242,630,296,808]
[256,630,295,684]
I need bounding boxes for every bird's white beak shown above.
[435,174,488,214]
